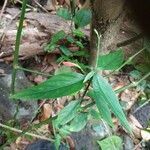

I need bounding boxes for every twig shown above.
[115,71,150,93]
[16,0,35,10]
[11,0,27,94]
[116,48,145,72]
[17,66,51,77]
[117,33,143,47]
[133,99,150,114]
[0,0,8,21]
[0,123,54,142]
[33,0,49,13]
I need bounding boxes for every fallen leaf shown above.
[41,103,52,120]
[141,130,150,141]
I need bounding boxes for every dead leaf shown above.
[41,103,52,120]
[34,75,44,84]
[141,130,150,141]
[129,115,142,139]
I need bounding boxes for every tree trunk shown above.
[89,0,125,66]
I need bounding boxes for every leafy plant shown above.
[97,135,123,150]
[57,7,92,28]
[6,0,150,149]
[11,44,133,148]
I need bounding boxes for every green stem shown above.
[115,72,150,93]
[116,48,145,72]
[94,29,101,69]
[0,123,54,142]
[11,0,27,94]
[17,66,51,77]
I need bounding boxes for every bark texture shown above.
[89,0,125,66]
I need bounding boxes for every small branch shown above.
[116,48,145,72]
[33,0,49,13]
[81,81,91,99]
[117,33,143,47]
[115,72,150,93]
[0,0,8,21]
[0,123,54,142]
[17,66,51,77]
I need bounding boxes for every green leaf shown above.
[73,29,85,38]
[54,134,62,150]
[89,90,113,127]
[11,72,84,100]
[98,49,124,70]
[59,45,73,56]
[89,109,101,119]
[92,73,131,133]
[74,9,92,28]
[97,135,123,150]
[68,112,88,132]
[75,41,84,48]
[55,100,80,126]
[83,71,95,83]
[59,126,71,137]
[57,8,72,20]
[45,30,66,52]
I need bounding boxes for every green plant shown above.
[10,29,136,149]
[3,0,149,149]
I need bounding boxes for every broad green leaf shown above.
[57,8,72,20]
[74,9,92,28]
[59,45,73,56]
[89,90,113,127]
[55,100,80,127]
[92,73,131,133]
[45,30,66,52]
[83,71,95,83]
[97,135,123,150]
[98,49,124,70]
[11,72,84,100]
[68,113,88,132]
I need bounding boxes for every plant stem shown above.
[0,123,54,142]
[11,0,27,94]
[115,71,150,93]
[116,48,145,72]
[81,81,91,99]
[94,29,101,69]
[17,66,51,77]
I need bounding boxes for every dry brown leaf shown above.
[34,75,44,84]
[129,115,142,139]
[41,103,52,120]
